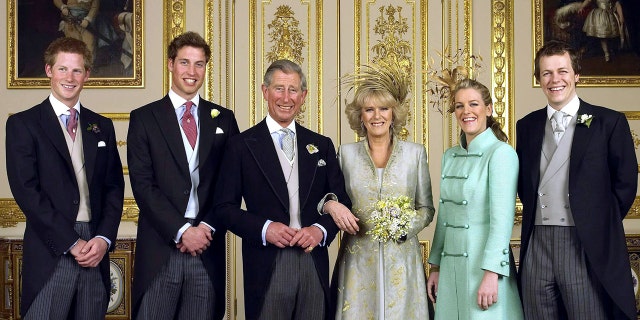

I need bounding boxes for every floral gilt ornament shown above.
[576,114,593,128]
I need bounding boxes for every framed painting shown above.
[7,0,144,88]
[533,0,640,86]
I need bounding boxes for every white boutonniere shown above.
[211,109,220,119]
[576,114,593,128]
[306,144,319,154]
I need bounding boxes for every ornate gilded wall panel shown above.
[163,0,187,93]
[355,0,428,147]
[244,1,324,133]
[491,0,514,143]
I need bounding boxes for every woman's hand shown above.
[427,267,439,303]
[477,270,499,310]
[324,200,360,234]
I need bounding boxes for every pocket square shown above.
[98,141,106,147]
[317,159,326,167]
[216,127,224,134]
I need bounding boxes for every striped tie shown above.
[181,101,197,149]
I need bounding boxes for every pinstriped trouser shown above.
[521,225,609,320]
[259,247,325,320]
[136,248,214,320]
[24,222,107,320]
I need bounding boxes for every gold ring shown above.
[308,246,314,251]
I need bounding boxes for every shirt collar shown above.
[266,113,296,135]
[49,93,80,117]
[168,89,200,110]
[546,94,579,119]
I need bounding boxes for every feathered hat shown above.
[341,59,412,116]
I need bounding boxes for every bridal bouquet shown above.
[366,195,417,243]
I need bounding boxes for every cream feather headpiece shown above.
[341,60,411,112]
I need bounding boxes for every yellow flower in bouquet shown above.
[366,195,417,243]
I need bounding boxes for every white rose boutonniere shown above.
[306,144,319,154]
[576,114,593,128]
[211,109,220,119]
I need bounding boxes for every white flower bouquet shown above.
[366,195,417,243]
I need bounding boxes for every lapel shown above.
[569,101,595,182]
[80,107,98,186]
[39,100,74,171]
[152,96,190,176]
[198,101,219,164]
[296,124,320,210]
[245,120,289,208]
[528,108,547,189]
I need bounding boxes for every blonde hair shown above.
[449,78,508,142]
[342,61,410,137]
[345,87,409,137]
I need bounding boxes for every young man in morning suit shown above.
[128,31,239,320]
[214,59,353,320]
[6,37,125,319]
[517,40,637,319]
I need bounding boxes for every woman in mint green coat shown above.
[427,79,523,319]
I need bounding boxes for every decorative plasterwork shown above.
[265,5,308,125]
[355,0,426,146]
[491,0,514,143]
[163,0,187,94]
[250,1,323,132]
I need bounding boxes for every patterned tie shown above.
[67,108,78,141]
[280,128,295,161]
[181,101,197,149]
[552,111,566,145]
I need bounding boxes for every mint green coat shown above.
[429,129,523,319]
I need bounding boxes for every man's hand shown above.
[290,225,323,253]
[324,200,359,235]
[178,226,212,256]
[265,222,298,248]
[74,238,109,268]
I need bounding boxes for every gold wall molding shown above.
[491,0,514,143]
[205,0,232,108]
[0,198,141,228]
[442,0,472,149]
[163,0,187,94]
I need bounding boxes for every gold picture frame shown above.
[7,0,144,88]
[533,0,640,87]
[420,240,431,277]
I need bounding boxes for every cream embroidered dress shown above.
[332,139,435,319]
[429,129,523,319]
